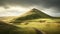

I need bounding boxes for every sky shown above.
[0,0,60,17]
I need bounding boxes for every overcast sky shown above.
[0,0,60,17]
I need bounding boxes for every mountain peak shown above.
[32,8,38,10]
[28,8,41,13]
[31,8,39,11]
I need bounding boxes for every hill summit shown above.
[19,8,52,18]
[10,8,52,23]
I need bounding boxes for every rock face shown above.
[10,8,52,23]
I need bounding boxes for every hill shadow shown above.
[0,20,22,34]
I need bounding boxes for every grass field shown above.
[10,19,60,34]
[0,19,60,34]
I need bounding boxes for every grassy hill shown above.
[10,8,53,23]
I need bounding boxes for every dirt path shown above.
[33,28,44,34]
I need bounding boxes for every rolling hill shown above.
[10,8,52,23]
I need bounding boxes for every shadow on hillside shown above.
[0,20,22,34]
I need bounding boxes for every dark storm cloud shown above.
[0,0,60,12]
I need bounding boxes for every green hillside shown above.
[10,8,52,23]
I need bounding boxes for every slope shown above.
[10,8,52,23]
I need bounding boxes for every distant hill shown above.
[0,16,18,22]
[10,8,53,23]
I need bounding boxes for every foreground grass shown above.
[16,23,60,34]
[14,19,60,34]
[0,19,60,34]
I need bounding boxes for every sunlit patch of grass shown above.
[17,22,60,34]
[14,19,60,34]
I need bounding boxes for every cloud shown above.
[0,0,60,17]
[0,0,60,8]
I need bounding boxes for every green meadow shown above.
[1,18,60,34]
[14,19,60,34]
